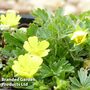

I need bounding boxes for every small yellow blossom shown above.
[0,10,21,27]
[71,30,87,45]
[12,54,43,78]
[23,36,50,57]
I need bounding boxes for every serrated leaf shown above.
[12,47,25,57]
[4,32,22,47]
[78,68,87,85]
[69,77,81,88]
[32,9,48,25]
[39,64,53,78]
[27,23,38,36]
[14,29,28,43]
[70,68,90,90]
[49,58,74,78]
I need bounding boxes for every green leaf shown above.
[4,32,22,47]
[12,47,25,57]
[32,9,49,25]
[2,32,25,57]
[55,77,69,90]
[7,58,14,67]
[1,45,15,57]
[78,68,88,85]
[36,27,51,39]
[39,64,53,78]
[70,68,90,90]
[69,77,82,88]
[49,58,74,77]
[14,29,28,43]
[27,23,38,36]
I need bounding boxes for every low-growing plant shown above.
[0,9,90,90]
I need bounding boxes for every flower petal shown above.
[12,54,43,78]
[23,41,31,52]
[39,40,49,50]
[28,36,38,48]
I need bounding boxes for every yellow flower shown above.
[71,30,87,45]
[23,36,50,57]
[0,10,21,27]
[12,54,43,78]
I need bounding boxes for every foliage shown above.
[0,8,90,89]
[70,68,90,90]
